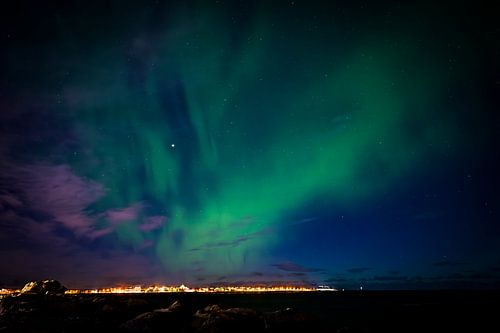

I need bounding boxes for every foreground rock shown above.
[120,300,189,333]
[19,279,67,296]
[264,307,319,332]
[1,294,320,333]
[0,280,69,318]
[193,304,265,333]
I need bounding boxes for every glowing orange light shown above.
[2,285,336,296]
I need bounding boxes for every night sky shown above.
[1,1,499,289]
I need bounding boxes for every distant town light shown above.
[1,284,338,296]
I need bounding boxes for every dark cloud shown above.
[386,270,400,275]
[467,272,495,280]
[370,275,408,282]
[325,277,348,283]
[447,273,466,279]
[452,272,495,280]
[426,271,498,282]
[0,235,163,288]
[346,267,372,274]
[271,262,324,273]
[323,271,500,290]
[433,261,469,267]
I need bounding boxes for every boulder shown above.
[19,279,67,295]
[120,300,187,333]
[126,297,148,309]
[193,304,265,333]
[264,307,319,333]
[337,327,364,333]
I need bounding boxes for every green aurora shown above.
[63,4,458,277]
[2,1,496,287]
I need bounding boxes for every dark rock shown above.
[91,296,106,304]
[193,304,265,333]
[120,300,187,333]
[166,300,183,312]
[0,296,38,315]
[0,294,79,332]
[264,307,319,333]
[19,279,67,296]
[126,297,148,309]
[337,327,364,333]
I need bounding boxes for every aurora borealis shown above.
[1,1,499,289]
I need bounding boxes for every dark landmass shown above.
[1,282,500,332]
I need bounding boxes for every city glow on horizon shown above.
[0,284,336,296]
[64,284,325,294]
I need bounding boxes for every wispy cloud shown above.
[271,261,324,273]
[5,164,105,238]
[0,192,23,209]
[386,270,401,275]
[87,227,114,239]
[287,217,319,226]
[1,161,169,242]
[105,203,142,224]
[139,215,167,232]
[0,200,162,288]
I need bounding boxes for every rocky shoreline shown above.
[0,294,325,333]
[0,280,327,333]
[2,280,499,332]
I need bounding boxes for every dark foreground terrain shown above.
[1,290,500,332]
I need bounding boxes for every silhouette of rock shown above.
[337,327,364,333]
[120,300,187,333]
[0,290,75,332]
[19,279,67,295]
[127,297,149,309]
[193,304,265,333]
[264,307,319,332]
